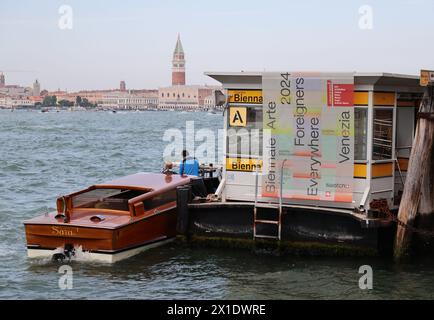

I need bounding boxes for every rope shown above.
[370,199,434,237]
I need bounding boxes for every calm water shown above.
[1,109,434,300]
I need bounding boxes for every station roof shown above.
[205,71,421,88]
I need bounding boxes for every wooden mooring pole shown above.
[394,84,434,259]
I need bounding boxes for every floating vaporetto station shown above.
[24,71,429,262]
[182,71,424,256]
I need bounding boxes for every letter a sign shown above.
[229,107,247,127]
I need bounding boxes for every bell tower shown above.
[0,72,5,88]
[172,34,185,86]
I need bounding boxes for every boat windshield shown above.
[72,188,147,212]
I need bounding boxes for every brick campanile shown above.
[172,34,186,86]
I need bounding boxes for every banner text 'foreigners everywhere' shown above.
[262,72,354,203]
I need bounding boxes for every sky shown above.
[0,0,433,91]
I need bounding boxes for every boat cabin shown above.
[52,173,191,224]
[206,72,424,212]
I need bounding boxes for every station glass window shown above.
[373,109,393,160]
[226,106,263,157]
[354,108,368,160]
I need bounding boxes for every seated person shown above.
[179,150,199,177]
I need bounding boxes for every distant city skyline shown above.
[1,0,434,91]
[1,34,221,111]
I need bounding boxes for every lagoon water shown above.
[1,109,434,299]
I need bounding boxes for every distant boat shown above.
[68,106,87,112]
[41,107,49,113]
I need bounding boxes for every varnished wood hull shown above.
[27,238,175,263]
[25,208,177,262]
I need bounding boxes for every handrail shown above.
[253,157,260,239]
[279,159,287,211]
[214,178,226,198]
[254,158,259,207]
[278,159,288,240]
[394,149,405,187]
[359,186,370,211]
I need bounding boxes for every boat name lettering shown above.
[51,226,77,236]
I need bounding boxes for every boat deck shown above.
[24,210,132,229]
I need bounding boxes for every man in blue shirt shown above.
[179,150,199,176]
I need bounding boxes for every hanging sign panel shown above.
[229,107,247,127]
[228,89,263,104]
[420,70,434,86]
[262,72,354,203]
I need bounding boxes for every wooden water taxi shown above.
[24,172,191,263]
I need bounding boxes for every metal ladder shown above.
[253,159,286,240]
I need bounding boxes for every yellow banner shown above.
[226,157,262,172]
[228,89,263,104]
[374,92,395,106]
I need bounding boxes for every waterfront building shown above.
[48,88,159,109]
[204,94,223,111]
[72,90,105,104]
[48,90,70,102]
[52,90,111,105]
[0,95,6,107]
[100,90,159,110]
[0,96,36,108]
[0,85,32,98]
[0,73,34,98]
[158,85,218,110]
[28,95,43,105]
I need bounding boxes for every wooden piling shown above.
[394,86,434,259]
[419,144,434,216]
